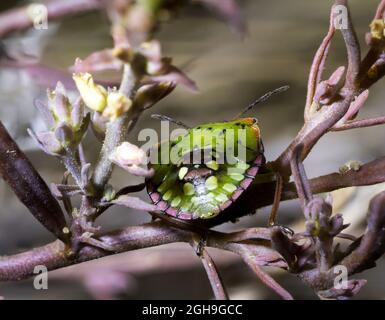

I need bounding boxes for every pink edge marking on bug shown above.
[219,200,233,211]
[165,207,179,217]
[231,189,244,201]
[240,177,253,190]
[245,154,264,177]
[177,212,193,220]
[254,153,265,166]
[150,192,161,204]
[246,166,259,177]
[156,201,169,211]
[192,211,202,220]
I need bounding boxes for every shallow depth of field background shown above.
[1,0,385,299]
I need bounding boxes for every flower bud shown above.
[135,82,175,110]
[28,130,64,156]
[32,82,89,155]
[48,82,71,122]
[55,123,74,147]
[103,91,133,121]
[71,97,86,129]
[112,142,147,167]
[110,142,154,178]
[73,72,107,112]
[370,19,385,40]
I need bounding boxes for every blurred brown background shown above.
[1,0,385,299]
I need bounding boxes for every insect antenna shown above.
[151,114,191,129]
[233,85,290,119]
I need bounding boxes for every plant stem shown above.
[62,149,83,188]
[239,247,293,300]
[92,64,140,194]
[199,248,229,300]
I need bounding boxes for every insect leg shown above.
[195,233,208,256]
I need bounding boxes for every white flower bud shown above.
[73,72,107,112]
[103,91,132,120]
[112,142,147,167]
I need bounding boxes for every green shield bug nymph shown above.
[146,86,289,220]
[146,118,264,220]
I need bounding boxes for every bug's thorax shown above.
[183,166,213,182]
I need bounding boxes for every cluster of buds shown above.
[110,141,154,178]
[71,40,195,139]
[72,72,133,121]
[72,40,196,93]
[304,197,346,239]
[312,67,345,106]
[29,82,89,156]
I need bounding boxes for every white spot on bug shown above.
[183,183,195,195]
[181,202,191,212]
[171,196,181,207]
[178,167,188,180]
[223,183,237,193]
[163,190,173,201]
[215,193,228,203]
[206,161,219,171]
[205,176,218,191]
[229,173,244,181]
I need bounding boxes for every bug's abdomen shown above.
[147,153,264,219]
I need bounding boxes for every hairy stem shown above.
[92,64,140,193]
[62,149,83,189]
